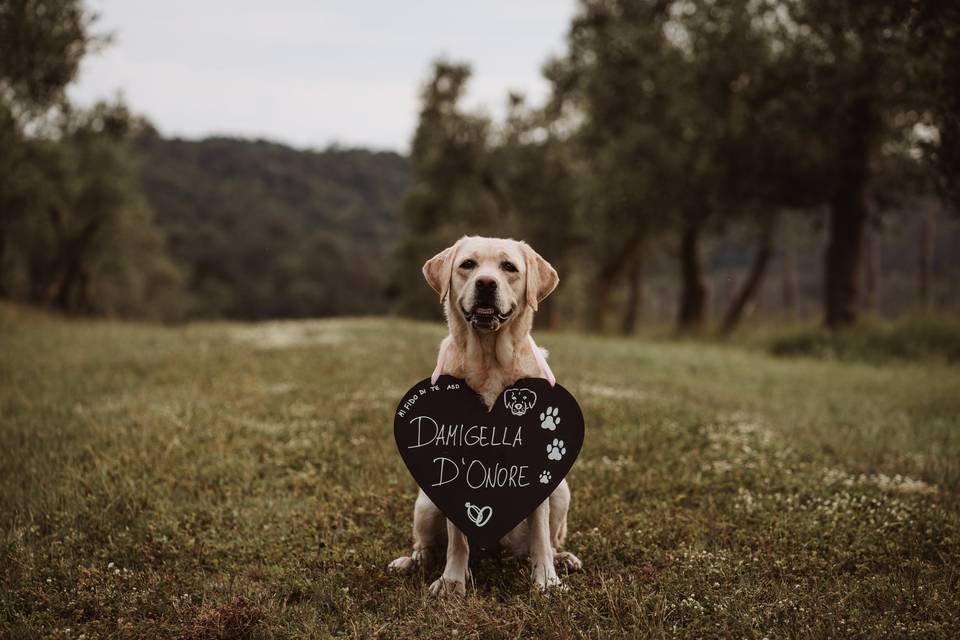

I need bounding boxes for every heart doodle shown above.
[394,375,584,548]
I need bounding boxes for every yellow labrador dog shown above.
[388,236,582,594]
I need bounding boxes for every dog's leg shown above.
[528,499,561,590]
[549,480,582,572]
[388,490,442,572]
[429,519,470,596]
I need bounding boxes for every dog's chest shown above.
[450,338,540,409]
[469,367,530,409]
[476,381,509,410]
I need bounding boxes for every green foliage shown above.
[395,1,960,331]
[494,95,580,327]
[132,136,409,319]
[543,0,835,329]
[392,62,583,324]
[0,0,95,109]
[2,102,183,319]
[2,308,958,637]
[768,314,960,364]
[912,3,960,210]
[392,61,505,318]
[546,0,688,323]
[1,1,181,320]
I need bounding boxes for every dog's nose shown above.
[475,277,497,292]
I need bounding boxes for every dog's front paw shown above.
[388,548,430,573]
[429,575,466,597]
[388,556,415,572]
[554,551,583,572]
[531,562,564,592]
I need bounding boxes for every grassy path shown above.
[1,306,958,638]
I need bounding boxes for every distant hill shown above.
[130,135,958,325]
[132,135,409,319]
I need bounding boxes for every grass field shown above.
[2,303,959,638]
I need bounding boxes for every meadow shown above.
[1,303,958,638]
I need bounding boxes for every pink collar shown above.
[431,335,556,387]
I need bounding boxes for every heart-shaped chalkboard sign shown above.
[394,375,584,548]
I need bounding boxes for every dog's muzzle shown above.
[461,303,514,331]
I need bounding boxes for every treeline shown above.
[394,0,960,332]
[3,1,959,330]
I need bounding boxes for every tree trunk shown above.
[588,271,616,333]
[862,224,880,313]
[0,224,7,298]
[53,260,86,312]
[918,209,933,309]
[45,217,102,311]
[720,224,774,336]
[588,275,614,332]
[781,230,797,317]
[824,194,868,328]
[620,245,643,335]
[587,231,643,333]
[824,96,873,329]
[676,222,707,332]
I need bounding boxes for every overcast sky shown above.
[68,1,576,153]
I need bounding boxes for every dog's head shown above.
[422,236,558,332]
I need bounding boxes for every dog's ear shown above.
[422,239,461,302]
[521,243,559,311]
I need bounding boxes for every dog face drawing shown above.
[503,388,537,416]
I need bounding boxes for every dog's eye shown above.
[501,261,518,273]
[459,259,476,270]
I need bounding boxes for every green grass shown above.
[1,303,958,638]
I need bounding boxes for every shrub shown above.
[768,315,960,364]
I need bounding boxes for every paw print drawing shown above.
[539,406,560,431]
[539,470,552,484]
[546,438,566,461]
